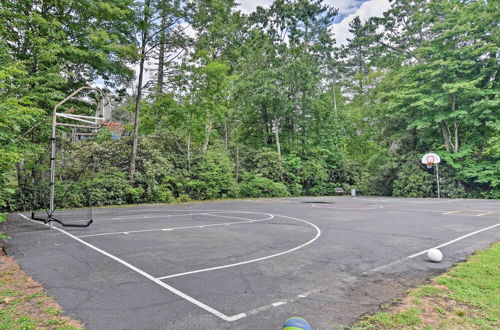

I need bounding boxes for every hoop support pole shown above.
[49,110,57,229]
[436,163,440,198]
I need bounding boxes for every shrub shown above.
[239,175,290,198]
[126,186,145,204]
[154,185,174,203]
[393,164,434,197]
[83,168,132,206]
[176,194,191,202]
[245,150,285,181]
[187,151,236,200]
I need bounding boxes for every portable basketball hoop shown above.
[421,152,441,198]
[33,86,112,228]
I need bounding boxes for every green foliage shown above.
[238,175,290,198]
[1,0,498,212]
[80,169,132,207]
[358,307,423,328]
[186,151,237,200]
[436,243,500,315]
[247,151,285,181]
[393,164,434,198]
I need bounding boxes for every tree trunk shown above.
[224,121,228,150]
[332,81,337,117]
[235,146,240,182]
[187,110,192,170]
[440,121,452,152]
[16,161,25,189]
[157,16,165,92]
[274,116,281,156]
[202,117,212,154]
[451,93,459,153]
[129,0,150,180]
[453,121,459,153]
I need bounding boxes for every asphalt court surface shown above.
[6,197,500,329]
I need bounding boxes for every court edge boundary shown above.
[16,213,499,322]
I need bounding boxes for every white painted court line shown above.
[233,222,500,318]
[157,214,321,280]
[477,211,495,217]
[76,213,274,238]
[407,223,500,258]
[18,213,243,322]
[442,210,464,215]
[104,212,205,221]
[311,203,385,210]
[18,212,498,322]
[367,222,500,273]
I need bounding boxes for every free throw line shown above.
[77,213,274,238]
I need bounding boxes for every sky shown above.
[237,0,391,45]
[107,0,392,93]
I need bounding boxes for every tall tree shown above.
[0,0,136,207]
[129,0,187,178]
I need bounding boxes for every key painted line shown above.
[157,214,320,280]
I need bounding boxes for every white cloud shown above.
[237,0,273,14]
[236,0,391,45]
[330,0,390,45]
[238,0,364,15]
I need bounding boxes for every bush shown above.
[245,150,285,181]
[83,168,132,206]
[393,164,434,197]
[154,184,174,203]
[176,194,191,202]
[238,175,290,198]
[126,186,145,204]
[283,154,303,196]
[187,151,236,200]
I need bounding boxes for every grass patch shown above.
[353,243,500,329]
[0,253,84,329]
[44,307,61,316]
[356,307,423,328]
[410,285,445,298]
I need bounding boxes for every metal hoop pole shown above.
[436,163,440,198]
[49,108,57,229]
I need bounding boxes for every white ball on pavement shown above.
[427,248,443,262]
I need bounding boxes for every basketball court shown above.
[6,197,500,329]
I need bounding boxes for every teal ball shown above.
[282,317,312,330]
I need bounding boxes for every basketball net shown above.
[102,122,125,140]
[426,156,434,169]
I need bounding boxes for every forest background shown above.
[0,0,498,213]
